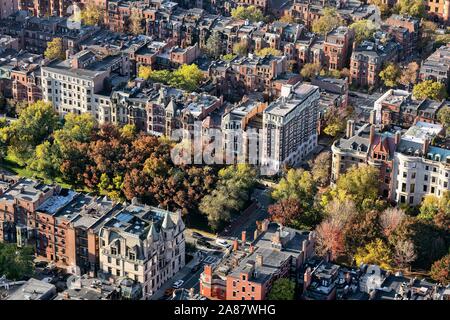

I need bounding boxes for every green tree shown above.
[267,278,296,300]
[6,101,60,165]
[418,195,440,221]
[323,122,345,137]
[255,47,282,57]
[44,37,65,60]
[233,42,249,57]
[149,69,172,84]
[231,5,266,23]
[354,239,393,270]
[199,164,257,230]
[379,63,401,88]
[312,8,343,36]
[222,54,236,61]
[278,15,295,23]
[205,32,223,59]
[368,0,391,17]
[169,64,203,91]
[300,63,321,80]
[28,141,60,179]
[398,0,426,17]
[0,243,34,280]
[437,106,450,129]
[272,168,316,201]
[81,1,104,26]
[332,165,380,209]
[138,65,152,80]
[349,19,377,44]
[0,118,7,160]
[430,254,450,285]
[55,113,96,144]
[413,80,447,101]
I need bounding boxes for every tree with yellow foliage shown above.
[44,38,65,60]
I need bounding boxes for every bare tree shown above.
[315,217,346,261]
[310,151,332,187]
[325,198,357,226]
[394,240,417,270]
[380,207,406,238]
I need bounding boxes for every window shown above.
[423,185,428,192]
[134,264,138,271]
[116,270,120,276]
[410,184,415,193]
[424,175,428,181]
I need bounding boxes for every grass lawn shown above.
[1,154,81,191]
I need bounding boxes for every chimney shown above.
[253,229,259,241]
[249,244,254,254]
[346,120,355,138]
[204,264,212,277]
[241,231,246,244]
[261,219,269,232]
[369,110,376,124]
[256,254,263,268]
[302,239,308,252]
[189,287,194,299]
[423,138,429,155]
[394,131,401,145]
[303,267,312,291]
[233,239,239,251]
[369,125,375,146]
[131,197,139,205]
[63,291,70,300]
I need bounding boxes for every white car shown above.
[215,239,231,248]
[172,280,184,289]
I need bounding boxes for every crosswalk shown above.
[202,256,218,264]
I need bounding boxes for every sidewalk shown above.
[149,253,201,300]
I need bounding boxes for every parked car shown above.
[191,232,204,239]
[172,280,184,289]
[215,239,231,248]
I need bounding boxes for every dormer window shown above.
[435,154,441,162]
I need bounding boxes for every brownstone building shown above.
[0,179,56,246]
[35,192,121,274]
[200,220,315,300]
[350,36,400,88]
[323,26,354,71]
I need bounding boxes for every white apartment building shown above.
[41,50,129,123]
[392,122,450,206]
[98,202,185,299]
[261,82,320,174]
